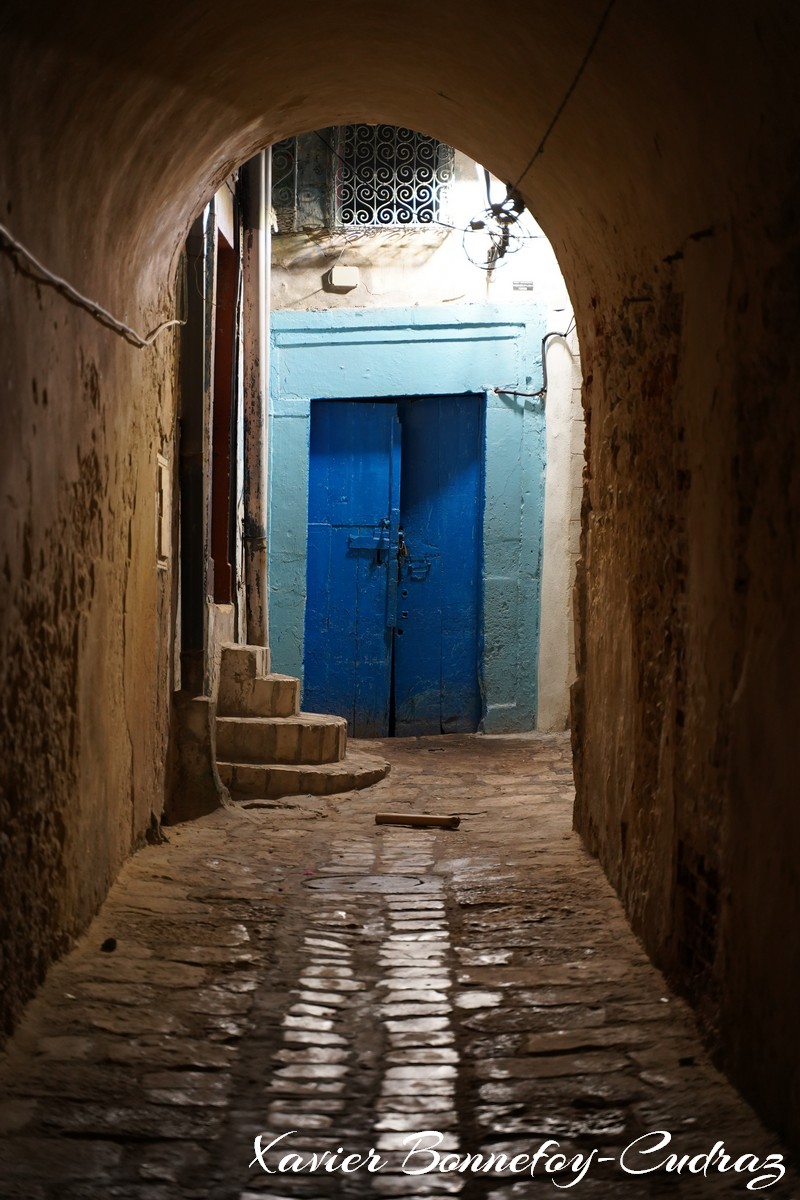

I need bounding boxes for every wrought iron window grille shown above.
[334,125,453,228]
[271,126,454,233]
[271,137,299,235]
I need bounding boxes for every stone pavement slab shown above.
[0,734,796,1198]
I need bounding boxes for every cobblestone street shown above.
[0,735,795,1198]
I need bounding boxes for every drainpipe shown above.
[241,151,270,648]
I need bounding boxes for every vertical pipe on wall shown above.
[179,212,215,695]
[241,151,270,647]
[264,150,272,644]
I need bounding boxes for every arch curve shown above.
[1,0,800,1153]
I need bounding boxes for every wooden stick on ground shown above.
[375,812,461,830]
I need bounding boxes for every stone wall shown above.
[0,271,178,1035]
[0,17,238,1037]
[572,199,800,1148]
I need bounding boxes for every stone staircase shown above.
[214,644,389,801]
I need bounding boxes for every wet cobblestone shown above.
[0,734,796,1198]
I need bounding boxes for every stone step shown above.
[216,713,347,766]
[217,749,390,800]
[218,643,271,709]
[218,672,299,718]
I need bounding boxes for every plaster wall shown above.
[267,305,547,732]
[272,155,582,728]
[537,333,583,730]
[273,152,568,314]
[1,0,799,1151]
[0,265,177,1036]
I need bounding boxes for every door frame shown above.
[268,303,547,733]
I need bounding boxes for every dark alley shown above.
[0,737,794,1197]
[3,0,800,1191]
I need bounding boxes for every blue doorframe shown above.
[269,303,547,733]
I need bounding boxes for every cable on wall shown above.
[512,0,619,189]
[0,220,185,349]
[475,0,621,264]
[494,318,576,401]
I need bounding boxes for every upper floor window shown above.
[334,125,453,227]
[271,125,454,233]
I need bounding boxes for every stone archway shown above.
[1,0,799,1148]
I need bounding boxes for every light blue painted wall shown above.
[268,303,547,732]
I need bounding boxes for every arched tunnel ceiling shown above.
[2,0,800,1153]
[2,0,796,316]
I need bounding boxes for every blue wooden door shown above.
[394,396,483,735]
[304,395,482,736]
[304,401,401,736]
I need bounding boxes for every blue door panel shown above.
[393,396,482,735]
[304,401,400,736]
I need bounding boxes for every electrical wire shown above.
[493,386,545,398]
[494,321,577,400]
[539,328,574,393]
[0,220,185,349]
[512,0,619,189]
[314,129,356,182]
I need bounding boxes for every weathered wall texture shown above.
[0,271,177,1035]
[267,304,548,731]
[272,154,583,730]
[538,333,583,730]
[1,0,799,1150]
[272,151,568,315]
[573,213,800,1147]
